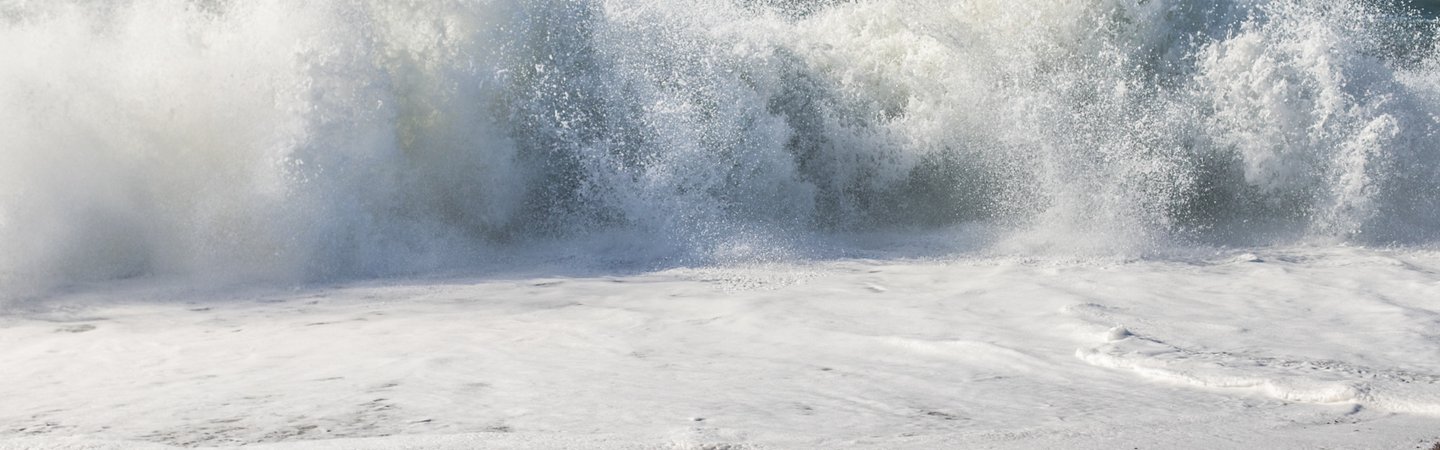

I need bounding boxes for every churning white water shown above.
[1,0,1439,291]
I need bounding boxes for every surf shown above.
[1,0,1438,292]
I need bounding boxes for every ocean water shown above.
[1,0,1438,290]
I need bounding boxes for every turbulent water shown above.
[1,0,1439,290]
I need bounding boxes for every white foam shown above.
[3,247,1439,447]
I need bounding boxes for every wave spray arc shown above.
[1,0,1438,288]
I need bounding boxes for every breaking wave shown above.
[2,0,1439,289]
